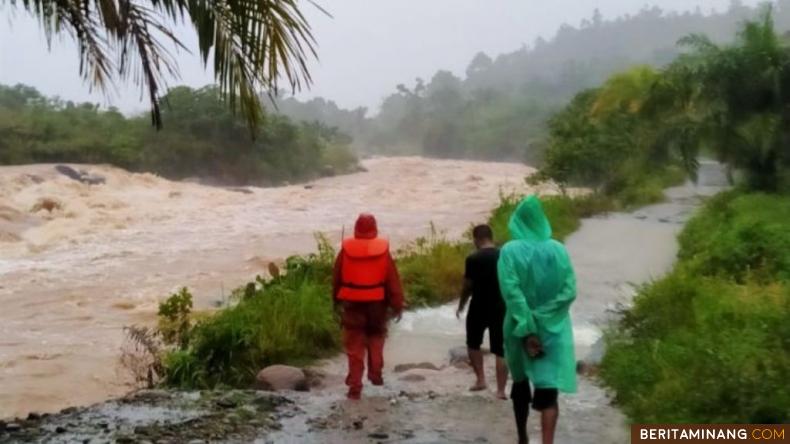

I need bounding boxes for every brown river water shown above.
[0,157,536,419]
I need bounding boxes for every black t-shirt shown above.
[464,247,505,316]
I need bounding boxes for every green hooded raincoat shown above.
[497,195,577,393]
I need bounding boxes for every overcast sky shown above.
[0,0,761,114]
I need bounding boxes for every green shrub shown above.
[158,288,194,349]
[396,226,470,308]
[679,192,790,283]
[602,272,790,423]
[161,236,340,388]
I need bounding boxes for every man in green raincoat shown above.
[497,195,576,444]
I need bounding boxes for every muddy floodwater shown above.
[0,157,535,419]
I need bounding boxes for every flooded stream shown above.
[0,157,534,419]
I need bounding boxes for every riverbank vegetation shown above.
[601,192,790,423]
[0,84,358,185]
[598,12,790,424]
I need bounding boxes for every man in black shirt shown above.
[457,224,508,399]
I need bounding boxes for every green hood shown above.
[508,195,552,242]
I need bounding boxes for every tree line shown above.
[277,1,790,163]
[0,84,357,186]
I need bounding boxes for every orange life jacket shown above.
[338,237,389,302]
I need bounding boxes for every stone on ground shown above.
[255,365,308,392]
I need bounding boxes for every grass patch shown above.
[600,192,790,423]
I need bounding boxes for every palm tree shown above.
[7,0,323,130]
[590,65,660,118]
[659,9,790,190]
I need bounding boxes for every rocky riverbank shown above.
[0,390,294,443]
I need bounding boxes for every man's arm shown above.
[456,278,473,319]
[332,252,343,306]
[385,253,404,320]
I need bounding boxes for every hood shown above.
[354,213,378,239]
[508,195,552,242]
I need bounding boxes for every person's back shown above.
[498,196,576,444]
[333,213,404,400]
[466,247,505,316]
[457,224,508,399]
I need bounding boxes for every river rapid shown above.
[0,157,535,419]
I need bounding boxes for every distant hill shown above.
[275,1,790,161]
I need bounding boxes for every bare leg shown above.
[495,356,509,399]
[511,381,530,444]
[540,405,558,444]
[468,348,487,390]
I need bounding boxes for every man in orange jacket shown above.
[333,213,404,400]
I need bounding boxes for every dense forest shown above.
[0,85,358,185]
[278,1,790,162]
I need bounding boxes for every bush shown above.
[396,226,470,308]
[602,271,790,423]
[679,192,790,283]
[161,236,340,388]
[601,192,790,423]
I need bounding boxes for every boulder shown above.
[255,365,308,392]
[54,165,105,185]
[393,362,440,373]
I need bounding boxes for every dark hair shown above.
[472,224,493,241]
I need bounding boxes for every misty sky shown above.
[0,0,762,114]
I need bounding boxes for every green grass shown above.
[600,192,790,423]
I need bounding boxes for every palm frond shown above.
[8,0,322,130]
